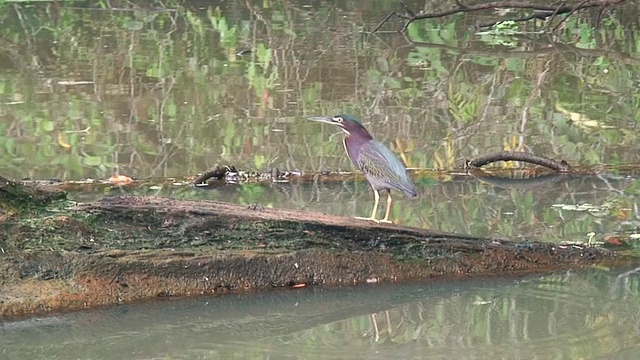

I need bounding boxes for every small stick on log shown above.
[192,165,237,185]
[465,152,571,173]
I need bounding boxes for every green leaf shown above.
[167,103,177,118]
[254,154,266,169]
[42,121,55,132]
[82,156,102,167]
[122,19,144,31]
[387,77,401,89]
[4,137,15,154]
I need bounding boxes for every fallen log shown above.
[0,194,622,318]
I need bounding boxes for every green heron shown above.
[308,114,417,223]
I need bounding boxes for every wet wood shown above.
[465,151,571,172]
[0,193,624,319]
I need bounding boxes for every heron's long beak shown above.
[307,116,335,124]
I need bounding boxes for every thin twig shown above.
[545,0,567,31]
[399,1,415,17]
[595,7,607,29]
[372,11,396,32]
[552,0,590,32]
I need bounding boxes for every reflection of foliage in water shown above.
[192,269,640,358]
[0,1,637,180]
[1,0,640,240]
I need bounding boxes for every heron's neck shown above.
[344,129,373,142]
[343,132,372,166]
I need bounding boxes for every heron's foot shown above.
[355,216,379,223]
[355,216,393,224]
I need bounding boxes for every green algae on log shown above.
[0,195,620,318]
[0,175,66,210]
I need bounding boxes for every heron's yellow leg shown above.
[371,313,380,342]
[356,189,381,223]
[379,190,393,224]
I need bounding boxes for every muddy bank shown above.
[0,194,623,318]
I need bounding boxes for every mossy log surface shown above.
[0,175,66,209]
[0,193,623,319]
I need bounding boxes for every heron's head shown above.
[307,114,370,137]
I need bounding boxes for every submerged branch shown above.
[465,152,572,172]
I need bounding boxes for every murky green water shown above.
[3,0,640,240]
[2,1,640,358]
[69,173,640,245]
[2,0,640,241]
[1,1,639,180]
[2,268,640,359]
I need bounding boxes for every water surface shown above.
[2,2,640,358]
[1,1,639,180]
[2,0,640,242]
[2,0,640,241]
[2,268,640,359]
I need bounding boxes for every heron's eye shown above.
[334,117,343,123]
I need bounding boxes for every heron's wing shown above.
[358,140,417,197]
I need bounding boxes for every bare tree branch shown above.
[465,152,571,173]
[372,0,630,33]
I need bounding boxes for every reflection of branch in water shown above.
[552,0,589,32]
[373,0,630,33]
[471,172,570,190]
[517,59,551,153]
[400,35,640,66]
[612,266,640,300]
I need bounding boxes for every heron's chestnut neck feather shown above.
[342,127,373,167]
